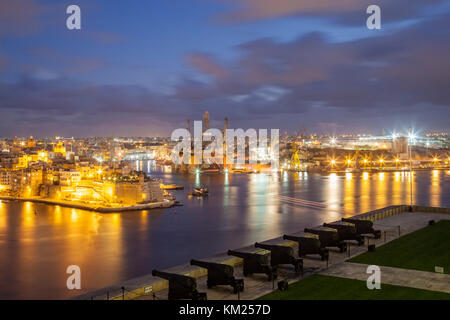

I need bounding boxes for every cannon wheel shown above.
[268,273,278,281]
[197,294,207,301]
[233,280,244,293]
[232,285,241,293]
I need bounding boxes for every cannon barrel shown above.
[324,222,354,229]
[283,234,301,241]
[342,218,373,228]
[304,227,328,234]
[152,270,195,283]
[255,242,294,255]
[228,250,254,259]
[190,259,216,269]
[254,242,274,250]
[190,259,234,274]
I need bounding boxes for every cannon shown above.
[304,227,347,252]
[152,270,207,300]
[342,218,381,239]
[254,242,303,274]
[323,222,364,245]
[227,250,277,281]
[190,259,244,293]
[283,234,329,261]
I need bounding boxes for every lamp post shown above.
[408,129,413,207]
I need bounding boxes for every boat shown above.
[161,184,184,190]
[231,168,254,174]
[189,186,209,197]
[174,201,184,207]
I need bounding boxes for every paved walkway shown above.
[321,262,450,293]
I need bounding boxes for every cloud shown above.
[216,0,446,25]
[0,9,449,136]
[0,75,189,136]
[0,0,45,36]
[188,53,228,79]
[176,12,450,128]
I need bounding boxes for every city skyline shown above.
[1,0,449,136]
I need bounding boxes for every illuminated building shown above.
[27,136,36,148]
[203,111,210,131]
[392,136,408,155]
[53,142,66,157]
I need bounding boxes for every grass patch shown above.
[258,274,450,300]
[349,220,450,274]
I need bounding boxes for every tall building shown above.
[392,136,408,155]
[224,117,228,131]
[203,111,210,131]
[186,119,190,134]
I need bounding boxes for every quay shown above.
[0,196,175,213]
[74,204,450,300]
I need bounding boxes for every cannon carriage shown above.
[152,270,207,300]
[323,222,364,245]
[341,218,381,239]
[283,233,329,261]
[254,242,303,274]
[190,259,244,293]
[304,227,347,252]
[227,250,277,281]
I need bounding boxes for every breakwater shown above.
[0,196,175,213]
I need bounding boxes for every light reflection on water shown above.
[0,164,448,299]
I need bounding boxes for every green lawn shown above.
[258,274,450,300]
[349,220,450,274]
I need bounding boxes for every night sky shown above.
[0,0,449,137]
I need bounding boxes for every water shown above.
[0,165,448,299]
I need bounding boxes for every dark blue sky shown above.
[0,0,449,137]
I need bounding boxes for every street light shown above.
[408,128,413,207]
